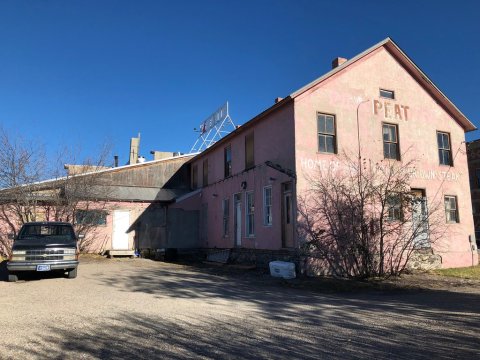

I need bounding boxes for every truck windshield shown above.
[18,225,76,241]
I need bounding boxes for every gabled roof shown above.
[188,38,475,163]
[0,153,194,191]
[290,37,476,132]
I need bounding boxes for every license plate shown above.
[36,264,51,272]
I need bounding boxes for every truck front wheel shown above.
[67,268,77,279]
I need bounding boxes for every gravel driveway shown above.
[0,257,479,359]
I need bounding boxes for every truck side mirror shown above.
[7,233,15,240]
[78,234,85,240]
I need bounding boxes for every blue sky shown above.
[0,0,478,166]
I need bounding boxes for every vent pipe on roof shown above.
[275,97,283,104]
[332,57,348,69]
[114,155,119,168]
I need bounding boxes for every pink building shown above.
[171,38,478,269]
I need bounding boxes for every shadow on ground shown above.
[66,262,479,359]
[2,260,480,359]
[5,294,479,359]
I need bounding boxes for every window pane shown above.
[390,126,397,142]
[384,143,397,159]
[384,143,389,158]
[437,133,444,149]
[444,197,450,210]
[319,135,326,152]
[325,116,334,134]
[383,126,390,141]
[449,197,456,209]
[318,115,325,133]
[380,89,395,99]
[383,125,396,142]
[439,150,445,165]
[326,136,335,153]
[443,134,450,149]
[439,150,450,165]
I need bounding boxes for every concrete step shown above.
[107,250,135,258]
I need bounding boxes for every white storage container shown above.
[269,261,296,279]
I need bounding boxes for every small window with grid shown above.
[317,113,336,153]
[380,89,395,99]
[386,193,402,221]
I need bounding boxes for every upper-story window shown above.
[191,164,198,189]
[317,113,336,153]
[383,123,400,160]
[224,145,232,178]
[202,159,208,187]
[437,131,452,166]
[245,132,254,169]
[380,89,395,99]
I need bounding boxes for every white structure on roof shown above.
[190,101,236,153]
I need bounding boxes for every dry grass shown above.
[433,265,480,280]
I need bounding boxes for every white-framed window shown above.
[263,186,272,226]
[444,195,459,223]
[222,198,229,237]
[437,131,452,166]
[245,191,254,237]
[317,113,336,153]
[383,123,400,160]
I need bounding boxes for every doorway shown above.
[411,189,430,248]
[282,182,294,248]
[112,210,130,250]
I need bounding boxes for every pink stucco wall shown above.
[294,46,477,268]
[177,103,296,250]
[77,201,150,253]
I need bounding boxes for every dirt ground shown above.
[0,256,479,359]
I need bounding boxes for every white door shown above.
[113,210,130,250]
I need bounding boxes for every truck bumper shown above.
[7,260,79,272]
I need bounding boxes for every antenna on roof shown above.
[190,101,236,153]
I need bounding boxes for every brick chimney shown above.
[332,57,348,69]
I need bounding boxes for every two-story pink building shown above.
[170,38,478,269]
